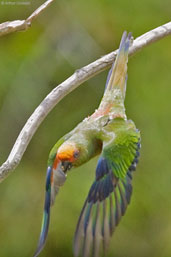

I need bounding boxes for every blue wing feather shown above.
[33,166,52,257]
[73,138,141,257]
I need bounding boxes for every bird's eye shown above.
[73,150,79,159]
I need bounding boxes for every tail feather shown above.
[105,31,132,98]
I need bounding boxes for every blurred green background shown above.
[0,0,171,257]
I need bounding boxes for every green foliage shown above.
[0,1,171,257]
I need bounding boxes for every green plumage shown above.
[33,32,141,257]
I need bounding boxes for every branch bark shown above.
[0,0,54,37]
[0,21,171,182]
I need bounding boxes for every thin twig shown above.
[0,21,171,182]
[0,0,54,37]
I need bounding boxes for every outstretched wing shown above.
[73,127,140,257]
[33,166,53,257]
[33,135,71,257]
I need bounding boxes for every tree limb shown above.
[0,21,171,182]
[0,0,54,37]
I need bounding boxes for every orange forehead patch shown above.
[57,143,76,161]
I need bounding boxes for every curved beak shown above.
[61,161,72,173]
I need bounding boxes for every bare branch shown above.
[0,21,171,182]
[0,0,54,37]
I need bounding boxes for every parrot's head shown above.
[56,142,80,173]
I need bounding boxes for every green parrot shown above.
[33,31,141,257]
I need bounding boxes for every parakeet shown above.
[33,31,141,257]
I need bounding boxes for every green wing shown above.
[103,127,140,179]
[73,125,141,257]
[33,132,73,257]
